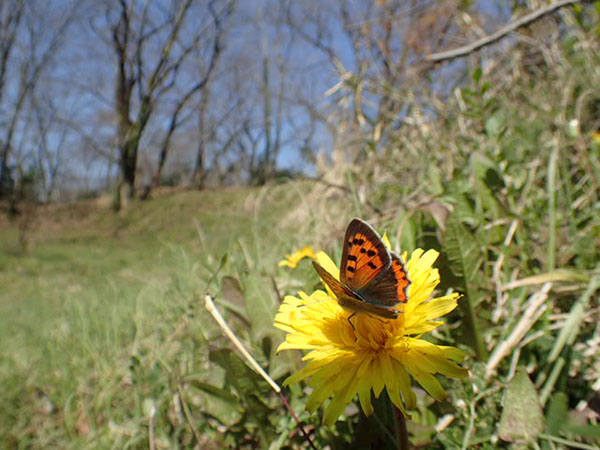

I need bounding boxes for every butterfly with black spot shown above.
[312,218,411,320]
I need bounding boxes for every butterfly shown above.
[312,218,411,320]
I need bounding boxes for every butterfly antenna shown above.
[297,297,337,308]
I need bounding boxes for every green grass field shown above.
[2,173,598,448]
[1,183,344,448]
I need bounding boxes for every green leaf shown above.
[481,81,491,95]
[499,369,544,443]
[242,274,279,341]
[221,276,246,310]
[563,424,600,439]
[185,380,243,426]
[443,217,485,359]
[399,216,417,252]
[444,218,482,282]
[546,392,568,435]
[473,67,483,84]
[470,153,502,190]
[444,176,479,227]
[185,377,239,404]
[484,111,506,138]
[470,153,507,225]
[240,272,296,379]
[443,215,487,360]
[183,368,243,426]
[268,340,300,381]
[427,164,444,196]
[220,275,251,329]
[209,348,276,447]
[209,348,271,400]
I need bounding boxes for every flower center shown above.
[348,314,405,353]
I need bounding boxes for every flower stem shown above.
[393,406,410,450]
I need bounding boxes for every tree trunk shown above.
[0,149,11,198]
[113,119,141,210]
[193,146,206,188]
[261,55,272,182]
[120,138,138,198]
[192,89,211,189]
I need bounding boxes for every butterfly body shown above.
[313,218,411,319]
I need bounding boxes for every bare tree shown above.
[31,97,67,202]
[0,0,25,197]
[154,0,235,188]
[0,0,76,198]
[191,76,214,188]
[103,0,215,208]
[201,3,296,186]
[284,0,469,158]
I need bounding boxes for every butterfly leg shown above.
[346,312,357,331]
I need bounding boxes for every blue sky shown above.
[1,0,513,196]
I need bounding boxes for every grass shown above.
[1,166,599,448]
[3,170,596,449]
[2,156,599,448]
[0,182,342,448]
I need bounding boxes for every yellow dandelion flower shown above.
[274,248,468,426]
[592,131,600,150]
[278,246,317,268]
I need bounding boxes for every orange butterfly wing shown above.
[356,252,410,307]
[340,218,391,289]
[312,261,400,319]
[390,252,411,303]
[312,260,357,300]
[312,218,411,319]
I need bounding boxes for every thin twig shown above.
[507,346,522,381]
[502,269,590,291]
[148,411,156,450]
[461,401,476,450]
[492,218,519,323]
[485,283,552,379]
[177,385,204,446]
[461,386,503,449]
[434,414,455,433]
[204,294,317,450]
[205,294,280,392]
[427,0,589,63]
[540,433,600,450]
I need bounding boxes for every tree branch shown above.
[426,0,590,63]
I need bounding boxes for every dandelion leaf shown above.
[242,274,279,340]
[187,378,243,426]
[443,217,485,358]
[499,369,544,443]
[444,217,482,282]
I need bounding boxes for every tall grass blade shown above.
[547,276,600,363]
[547,146,558,271]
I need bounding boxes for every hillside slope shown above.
[0,181,357,447]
